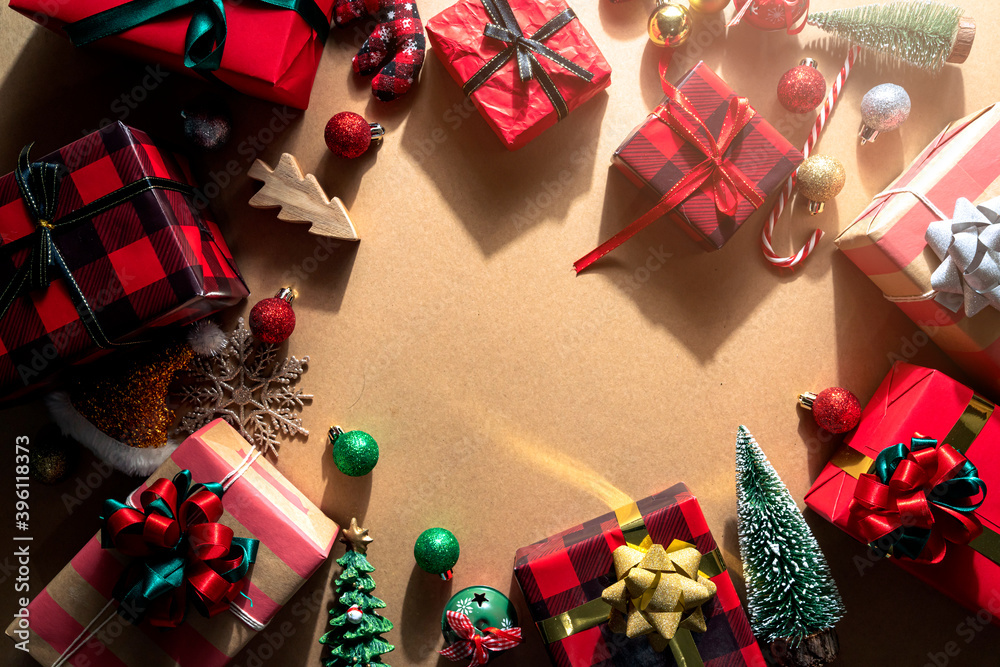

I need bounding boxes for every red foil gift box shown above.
[0,122,248,399]
[4,419,338,666]
[602,62,801,255]
[513,483,766,667]
[8,0,333,108]
[425,0,612,150]
[804,362,1000,625]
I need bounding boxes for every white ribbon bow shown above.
[925,197,1000,317]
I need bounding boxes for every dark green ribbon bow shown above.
[463,0,594,120]
[63,0,330,74]
[101,470,259,626]
[0,145,195,347]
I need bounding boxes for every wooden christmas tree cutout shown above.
[248,153,359,241]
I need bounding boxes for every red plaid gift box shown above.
[9,0,333,108]
[0,122,247,399]
[576,63,801,270]
[514,483,765,667]
[426,0,612,150]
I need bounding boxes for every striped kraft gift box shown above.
[5,419,338,667]
[836,103,1000,398]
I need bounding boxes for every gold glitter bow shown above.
[600,540,718,653]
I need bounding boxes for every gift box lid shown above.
[612,62,802,249]
[805,362,1000,542]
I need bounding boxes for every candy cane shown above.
[761,45,861,269]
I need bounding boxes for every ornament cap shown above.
[799,58,819,69]
[859,124,879,144]
[807,200,825,215]
[370,123,385,145]
[798,391,818,410]
[275,287,296,304]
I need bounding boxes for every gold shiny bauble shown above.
[797,155,846,214]
[648,1,693,48]
[689,0,730,12]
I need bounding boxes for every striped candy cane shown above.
[761,45,861,269]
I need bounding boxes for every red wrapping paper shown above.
[7,0,334,108]
[425,0,612,150]
[804,362,1000,626]
[0,122,248,400]
[4,419,338,666]
[612,62,802,250]
[513,484,765,667]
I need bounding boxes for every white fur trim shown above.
[45,391,179,477]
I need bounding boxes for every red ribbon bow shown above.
[574,69,764,273]
[847,439,985,564]
[102,472,257,627]
[439,611,523,667]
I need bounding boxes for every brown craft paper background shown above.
[1,0,999,665]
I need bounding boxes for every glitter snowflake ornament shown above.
[173,318,311,456]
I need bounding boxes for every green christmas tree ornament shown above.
[440,586,522,664]
[320,518,395,667]
[330,426,379,477]
[736,426,844,667]
[807,1,976,71]
[414,527,460,580]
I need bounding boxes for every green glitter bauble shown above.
[414,527,460,575]
[331,429,379,477]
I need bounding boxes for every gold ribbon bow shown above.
[600,540,717,653]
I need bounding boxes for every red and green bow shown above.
[848,436,987,563]
[439,611,522,667]
[100,470,258,627]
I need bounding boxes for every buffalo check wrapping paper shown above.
[513,483,765,667]
[612,62,802,250]
[5,419,339,667]
[0,121,248,399]
[836,103,1000,398]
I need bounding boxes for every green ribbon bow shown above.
[63,0,330,74]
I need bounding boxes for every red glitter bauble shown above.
[325,112,372,159]
[249,296,296,344]
[778,64,826,113]
[733,0,808,31]
[812,387,862,434]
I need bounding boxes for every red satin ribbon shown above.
[847,443,983,564]
[439,611,523,667]
[574,66,765,273]
[105,477,250,627]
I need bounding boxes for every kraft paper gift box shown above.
[425,0,613,149]
[836,103,1000,398]
[804,362,1000,626]
[5,419,338,666]
[513,483,766,667]
[9,0,334,108]
[0,122,247,400]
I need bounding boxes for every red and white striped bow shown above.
[439,611,522,666]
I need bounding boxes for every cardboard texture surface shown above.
[2,0,1000,665]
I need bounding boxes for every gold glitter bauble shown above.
[29,429,77,484]
[797,155,846,213]
[689,0,730,12]
[648,1,693,48]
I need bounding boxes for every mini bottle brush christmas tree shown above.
[320,518,394,667]
[807,0,974,71]
[735,426,844,667]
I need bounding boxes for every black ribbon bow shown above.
[463,0,595,120]
[0,145,195,348]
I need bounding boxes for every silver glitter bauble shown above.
[859,83,911,144]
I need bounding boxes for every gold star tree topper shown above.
[341,518,374,555]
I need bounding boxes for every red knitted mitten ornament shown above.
[334,0,425,101]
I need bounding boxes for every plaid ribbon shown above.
[439,611,522,666]
[463,0,594,120]
[0,145,195,348]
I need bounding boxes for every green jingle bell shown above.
[441,586,518,652]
